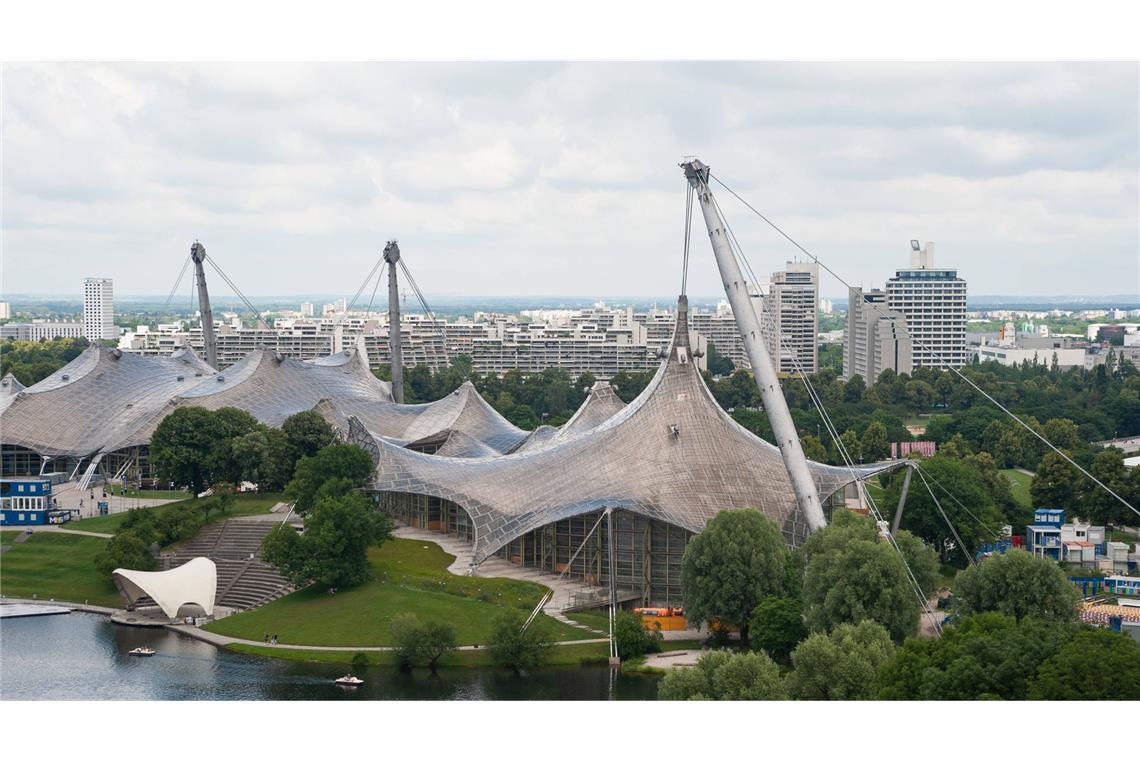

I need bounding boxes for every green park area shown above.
[205,538,600,647]
[0,532,120,606]
[1000,469,1035,508]
[69,492,282,535]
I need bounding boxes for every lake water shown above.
[0,612,660,700]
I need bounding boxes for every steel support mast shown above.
[681,159,827,532]
[383,240,404,403]
[189,241,218,370]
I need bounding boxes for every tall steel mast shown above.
[383,240,404,403]
[681,159,827,532]
[189,241,218,370]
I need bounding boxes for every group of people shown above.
[263,633,279,645]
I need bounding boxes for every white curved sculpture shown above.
[112,557,218,619]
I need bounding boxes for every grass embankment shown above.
[0,532,121,606]
[0,530,22,546]
[225,638,697,668]
[205,538,600,647]
[1000,469,1034,508]
[69,492,282,535]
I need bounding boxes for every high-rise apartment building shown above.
[83,278,116,341]
[843,287,913,382]
[0,302,11,320]
[761,261,818,374]
[885,242,967,368]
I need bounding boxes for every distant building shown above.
[886,241,968,368]
[891,441,935,459]
[300,302,314,317]
[83,277,116,341]
[1026,508,1065,561]
[0,321,85,341]
[970,344,1086,368]
[843,287,913,382]
[0,302,10,320]
[762,261,819,374]
[0,477,64,526]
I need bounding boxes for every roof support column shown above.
[384,241,404,403]
[682,159,826,533]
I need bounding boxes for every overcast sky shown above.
[2,62,1137,300]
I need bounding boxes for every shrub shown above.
[614,611,662,660]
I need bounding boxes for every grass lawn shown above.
[1000,469,1034,508]
[1,530,23,546]
[205,538,600,647]
[69,492,283,535]
[566,610,611,631]
[0,532,121,606]
[110,488,192,500]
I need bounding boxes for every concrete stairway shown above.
[162,517,294,610]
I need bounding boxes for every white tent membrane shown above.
[112,557,218,618]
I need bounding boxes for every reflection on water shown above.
[0,613,660,701]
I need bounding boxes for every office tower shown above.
[843,287,913,382]
[762,261,818,374]
[83,278,116,341]
[885,241,967,368]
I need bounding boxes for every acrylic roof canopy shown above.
[349,295,902,566]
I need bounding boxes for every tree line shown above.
[661,508,1140,700]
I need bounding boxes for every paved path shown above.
[393,526,606,633]
[0,597,117,615]
[173,623,608,652]
[49,481,188,519]
[642,650,703,669]
[2,525,112,539]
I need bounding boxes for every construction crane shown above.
[189,241,218,370]
[384,240,404,403]
[681,158,827,532]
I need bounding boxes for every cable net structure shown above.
[349,295,905,567]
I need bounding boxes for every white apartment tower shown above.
[83,277,116,341]
[885,242,967,368]
[762,261,819,374]
[844,287,913,382]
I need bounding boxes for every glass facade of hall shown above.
[379,491,690,606]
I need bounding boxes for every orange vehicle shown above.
[633,607,688,631]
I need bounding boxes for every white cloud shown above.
[1,61,1136,298]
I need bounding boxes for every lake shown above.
[0,612,660,700]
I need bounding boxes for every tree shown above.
[860,421,889,462]
[680,510,789,640]
[800,435,828,463]
[614,611,662,660]
[207,407,264,484]
[487,609,552,673]
[749,596,807,662]
[1078,449,1131,525]
[953,549,1080,622]
[1042,418,1081,453]
[390,613,458,671]
[786,621,895,700]
[657,650,787,701]
[94,531,156,577]
[286,443,375,514]
[230,429,293,491]
[1031,451,1081,509]
[706,341,735,375]
[1028,629,1140,700]
[995,429,1024,469]
[883,455,1008,566]
[800,510,921,642]
[261,493,391,588]
[282,410,335,461]
[149,406,219,495]
[892,530,943,596]
[844,374,866,403]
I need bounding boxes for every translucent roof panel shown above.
[0,347,216,458]
[351,296,904,565]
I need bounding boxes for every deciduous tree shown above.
[680,510,789,640]
[786,620,895,700]
[953,549,1079,622]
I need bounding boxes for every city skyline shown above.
[3,62,1137,299]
